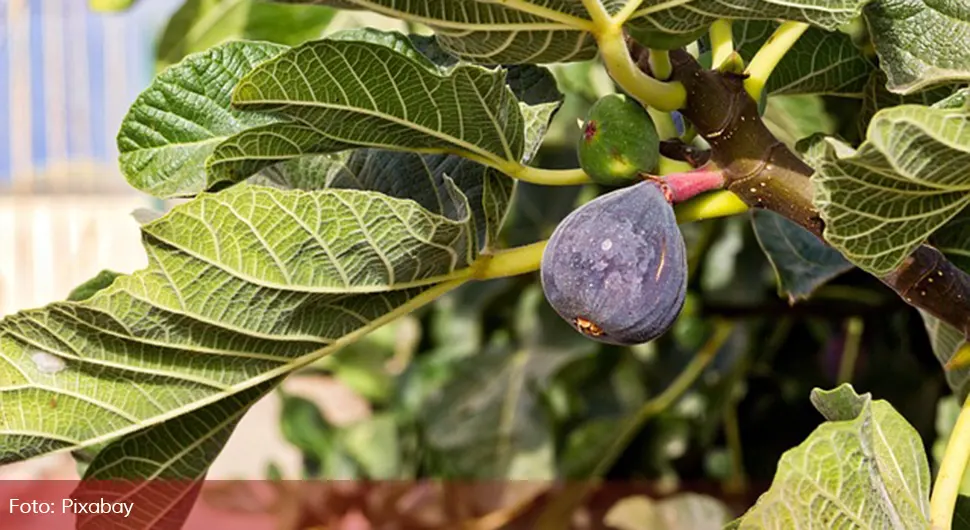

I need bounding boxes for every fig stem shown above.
[649,167,727,203]
[931,392,970,530]
[507,165,591,186]
[743,21,809,101]
[657,155,694,176]
[709,20,735,69]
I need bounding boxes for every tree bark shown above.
[628,40,970,340]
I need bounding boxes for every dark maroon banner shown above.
[0,479,755,529]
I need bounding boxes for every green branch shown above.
[709,20,735,69]
[932,393,970,529]
[743,21,809,101]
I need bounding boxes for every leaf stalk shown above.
[931,393,970,529]
[593,27,687,111]
[743,21,809,101]
[648,49,673,80]
[709,20,735,69]
[674,190,748,223]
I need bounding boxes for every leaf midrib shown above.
[236,96,517,169]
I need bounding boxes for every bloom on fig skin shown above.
[540,180,688,345]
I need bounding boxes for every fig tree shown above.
[578,93,660,187]
[540,180,687,345]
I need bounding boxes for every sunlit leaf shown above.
[89,0,138,12]
[243,1,336,46]
[807,104,970,276]
[0,181,472,464]
[733,384,930,529]
[212,30,537,183]
[156,0,253,68]
[118,41,287,198]
[280,0,600,64]
[71,380,278,529]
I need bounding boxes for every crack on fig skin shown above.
[574,317,605,337]
[655,236,667,282]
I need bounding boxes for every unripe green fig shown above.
[540,180,687,345]
[578,94,660,186]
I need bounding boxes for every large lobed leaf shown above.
[864,0,970,94]
[284,0,868,64]
[628,0,868,49]
[70,379,280,529]
[282,0,602,64]
[118,41,287,198]
[254,149,513,251]
[0,181,475,465]
[3,29,562,504]
[732,384,930,529]
[219,33,530,177]
[807,104,970,276]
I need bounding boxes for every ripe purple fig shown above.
[540,180,687,345]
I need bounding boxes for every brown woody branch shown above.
[626,40,970,340]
